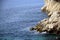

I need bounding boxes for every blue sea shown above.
[0,0,60,40]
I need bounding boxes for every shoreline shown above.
[30,0,60,35]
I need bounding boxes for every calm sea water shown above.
[0,0,60,40]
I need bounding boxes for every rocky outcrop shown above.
[30,0,60,34]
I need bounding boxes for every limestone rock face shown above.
[41,0,60,13]
[30,0,60,34]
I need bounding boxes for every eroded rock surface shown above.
[30,0,60,34]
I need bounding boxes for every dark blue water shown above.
[0,0,60,40]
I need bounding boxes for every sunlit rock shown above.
[30,0,60,34]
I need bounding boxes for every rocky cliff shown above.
[30,0,60,34]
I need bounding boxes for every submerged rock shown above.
[30,0,60,34]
